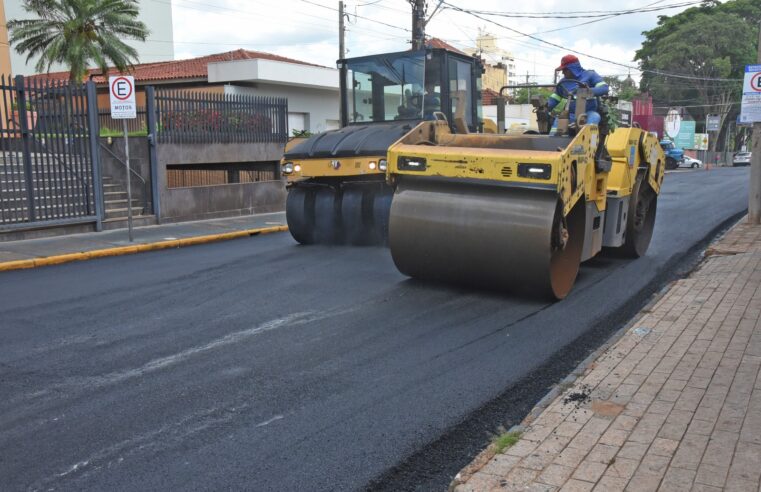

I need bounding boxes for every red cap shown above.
[556,54,579,71]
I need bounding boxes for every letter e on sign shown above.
[109,75,137,119]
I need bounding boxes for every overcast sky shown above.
[168,0,710,84]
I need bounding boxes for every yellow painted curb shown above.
[0,225,288,273]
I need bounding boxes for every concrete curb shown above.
[0,225,288,273]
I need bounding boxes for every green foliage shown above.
[512,86,554,105]
[603,75,639,101]
[7,0,150,81]
[491,431,522,454]
[635,3,758,149]
[291,129,314,138]
[99,126,146,137]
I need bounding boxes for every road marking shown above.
[256,415,284,427]
[85,312,313,388]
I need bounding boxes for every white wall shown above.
[483,104,538,132]
[225,84,339,134]
[4,0,174,75]
[208,59,338,91]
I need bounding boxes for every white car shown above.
[733,152,752,166]
[678,156,702,169]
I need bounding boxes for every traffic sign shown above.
[706,114,721,132]
[109,75,136,119]
[693,133,709,150]
[740,64,761,123]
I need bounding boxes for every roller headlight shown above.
[282,162,294,174]
[379,159,388,171]
[368,161,377,170]
[294,164,302,172]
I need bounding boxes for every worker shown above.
[548,54,609,125]
[422,80,441,118]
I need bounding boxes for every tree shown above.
[511,86,553,104]
[7,0,149,81]
[635,1,759,151]
[603,75,638,101]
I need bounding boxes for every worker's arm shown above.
[547,92,563,111]
[589,71,609,97]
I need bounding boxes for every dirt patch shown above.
[591,399,624,417]
[562,384,591,408]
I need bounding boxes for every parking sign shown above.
[109,76,136,119]
[740,64,761,123]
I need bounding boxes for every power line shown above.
[300,0,411,33]
[447,1,702,19]
[441,1,743,82]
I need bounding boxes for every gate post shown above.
[85,80,104,231]
[14,75,35,222]
[145,86,161,222]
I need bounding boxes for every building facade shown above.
[464,31,516,93]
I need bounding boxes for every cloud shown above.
[167,0,702,83]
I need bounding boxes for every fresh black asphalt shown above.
[0,168,750,491]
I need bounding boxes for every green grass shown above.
[491,430,522,453]
[99,127,147,137]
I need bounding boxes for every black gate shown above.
[0,75,102,228]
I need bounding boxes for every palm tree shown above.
[7,0,149,81]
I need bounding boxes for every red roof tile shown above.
[482,88,501,105]
[426,38,467,56]
[26,49,323,84]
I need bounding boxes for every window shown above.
[449,59,473,127]
[347,51,426,123]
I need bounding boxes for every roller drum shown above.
[388,180,585,299]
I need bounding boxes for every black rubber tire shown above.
[621,175,657,258]
[372,189,393,245]
[691,163,698,169]
[286,187,315,244]
[314,188,341,244]
[665,157,677,170]
[341,188,374,245]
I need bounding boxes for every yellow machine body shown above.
[280,155,386,180]
[385,121,665,299]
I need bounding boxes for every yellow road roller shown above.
[280,46,482,245]
[385,89,664,299]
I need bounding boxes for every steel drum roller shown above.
[388,179,586,299]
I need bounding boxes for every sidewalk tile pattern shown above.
[454,219,761,492]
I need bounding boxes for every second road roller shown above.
[385,86,664,299]
[280,45,482,245]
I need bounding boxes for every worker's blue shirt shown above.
[548,62,609,115]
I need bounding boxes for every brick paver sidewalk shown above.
[452,218,761,492]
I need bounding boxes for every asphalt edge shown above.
[448,213,747,491]
[0,225,289,272]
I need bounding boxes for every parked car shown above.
[678,156,702,169]
[733,152,752,166]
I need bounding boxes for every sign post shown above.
[108,76,137,241]
[746,25,761,223]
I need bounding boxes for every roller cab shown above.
[385,120,664,299]
[281,47,481,245]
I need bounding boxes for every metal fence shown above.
[99,107,147,134]
[0,75,100,227]
[154,89,288,144]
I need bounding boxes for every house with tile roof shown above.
[27,49,341,134]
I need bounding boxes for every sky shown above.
[168,0,712,85]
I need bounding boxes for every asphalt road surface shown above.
[0,168,750,491]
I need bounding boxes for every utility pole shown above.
[526,72,531,103]
[339,1,346,59]
[338,1,348,127]
[410,0,426,50]
[750,21,761,224]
